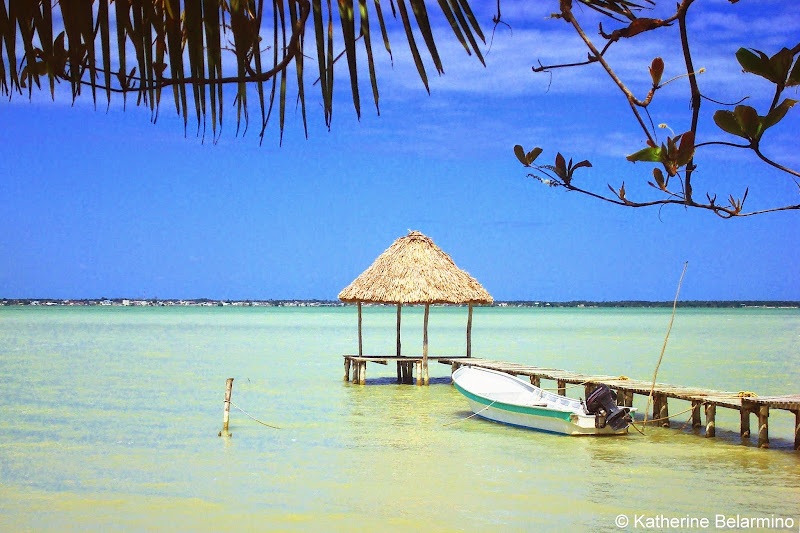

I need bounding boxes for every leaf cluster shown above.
[516,0,800,218]
[712,47,800,146]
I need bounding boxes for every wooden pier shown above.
[343,355,800,450]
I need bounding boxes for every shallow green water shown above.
[1,306,798,531]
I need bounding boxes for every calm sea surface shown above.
[1,306,798,531]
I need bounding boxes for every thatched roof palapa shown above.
[339,231,493,385]
[338,231,493,305]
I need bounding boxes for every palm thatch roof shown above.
[338,231,493,305]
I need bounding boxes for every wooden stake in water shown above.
[219,377,234,437]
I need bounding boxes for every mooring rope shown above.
[637,401,703,425]
[629,421,647,436]
[629,401,706,436]
[443,400,497,427]
[228,401,281,430]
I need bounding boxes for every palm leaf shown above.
[338,0,360,118]
[396,0,429,93]
[0,0,486,143]
[358,0,380,114]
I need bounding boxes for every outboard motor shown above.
[586,385,633,431]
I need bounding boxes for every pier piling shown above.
[705,404,716,438]
[740,401,752,438]
[757,405,769,448]
[656,393,670,427]
[692,400,702,428]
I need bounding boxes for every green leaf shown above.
[736,48,775,81]
[626,146,661,163]
[761,98,798,132]
[734,105,760,140]
[713,110,747,139]
[769,47,793,85]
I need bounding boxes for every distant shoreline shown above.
[1,298,798,309]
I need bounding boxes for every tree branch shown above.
[753,145,800,178]
[677,0,698,204]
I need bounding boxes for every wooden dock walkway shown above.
[342,355,800,450]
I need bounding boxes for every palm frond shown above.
[0,0,484,141]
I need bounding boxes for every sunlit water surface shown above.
[1,306,798,531]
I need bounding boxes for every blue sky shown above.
[1,0,798,301]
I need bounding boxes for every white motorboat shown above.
[452,366,633,435]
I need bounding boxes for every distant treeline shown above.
[497,300,800,308]
[2,298,798,308]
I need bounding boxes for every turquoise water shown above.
[1,306,798,531]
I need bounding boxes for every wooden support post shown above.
[423,303,430,386]
[396,304,402,383]
[692,400,702,428]
[415,361,422,386]
[344,358,351,382]
[794,410,800,451]
[530,375,540,387]
[616,388,624,406]
[740,401,752,438]
[359,361,366,385]
[652,394,661,422]
[557,380,566,397]
[624,391,633,408]
[357,302,363,357]
[757,405,769,448]
[705,404,716,438]
[466,303,473,358]
[352,360,359,384]
[656,393,669,427]
[219,377,234,437]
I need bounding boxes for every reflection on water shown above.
[0,306,798,531]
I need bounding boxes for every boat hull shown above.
[452,366,628,436]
